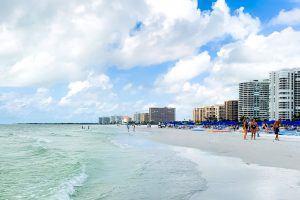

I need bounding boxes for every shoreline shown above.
[137,127,300,171]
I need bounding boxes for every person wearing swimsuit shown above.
[250,119,258,140]
[273,119,281,141]
[243,119,249,140]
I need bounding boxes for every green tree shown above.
[240,115,246,122]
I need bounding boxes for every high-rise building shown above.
[149,107,176,123]
[140,113,149,123]
[269,69,300,120]
[225,100,238,121]
[238,79,269,121]
[101,117,110,124]
[98,117,103,124]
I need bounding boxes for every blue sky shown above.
[1,0,300,123]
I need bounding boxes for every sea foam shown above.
[53,165,88,200]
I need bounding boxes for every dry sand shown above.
[137,127,300,171]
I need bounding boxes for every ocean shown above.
[1,125,300,200]
[0,125,206,200]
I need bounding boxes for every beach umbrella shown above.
[186,121,195,125]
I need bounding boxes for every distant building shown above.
[193,105,225,122]
[238,79,269,121]
[203,105,216,121]
[149,107,176,123]
[103,117,110,124]
[215,105,225,121]
[225,100,238,121]
[116,116,123,124]
[99,116,122,124]
[204,105,225,121]
[140,113,149,123]
[122,116,132,124]
[193,108,202,122]
[109,116,123,124]
[133,113,141,123]
[269,69,300,120]
[110,116,116,124]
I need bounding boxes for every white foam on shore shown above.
[172,146,300,200]
[53,165,88,200]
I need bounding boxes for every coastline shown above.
[137,126,300,171]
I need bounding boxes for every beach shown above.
[142,127,300,171]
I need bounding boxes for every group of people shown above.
[243,119,281,141]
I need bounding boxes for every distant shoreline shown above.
[15,123,100,125]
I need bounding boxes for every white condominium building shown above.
[269,69,300,120]
[238,79,269,121]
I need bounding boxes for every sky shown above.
[1,0,300,123]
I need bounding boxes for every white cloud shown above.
[155,27,300,120]
[0,0,260,86]
[58,74,114,111]
[155,52,211,93]
[0,88,53,114]
[206,27,300,86]
[117,0,260,68]
[270,8,300,26]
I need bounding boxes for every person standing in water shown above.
[243,119,249,140]
[273,119,281,141]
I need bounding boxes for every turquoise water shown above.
[0,125,206,200]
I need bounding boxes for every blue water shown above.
[279,130,300,136]
[0,125,206,200]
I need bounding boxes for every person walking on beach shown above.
[273,119,281,141]
[250,119,258,140]
[132,123,136,132]
[126,123,130,132]
[243,119,249,140]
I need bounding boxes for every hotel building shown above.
[140,113,149,123]
[238,79,269,120]
[149,107,176,123]
[269,69,300,120]
[225,100,238,121]
[193,105,225,122]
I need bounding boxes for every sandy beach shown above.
[138,127,300,171]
